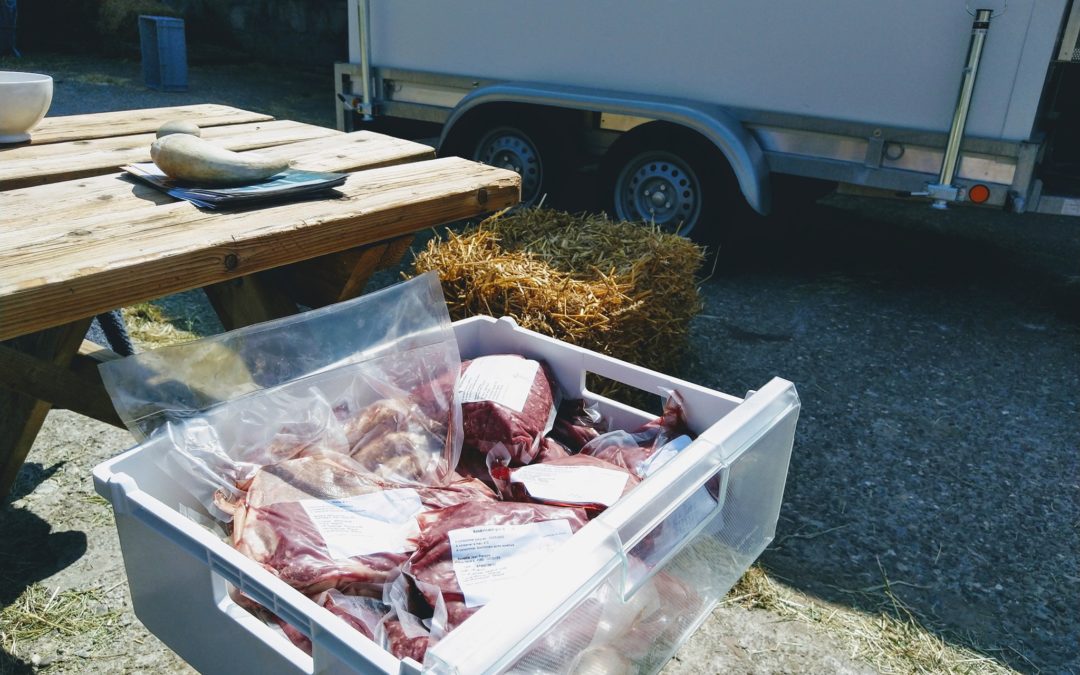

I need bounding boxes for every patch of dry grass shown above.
[122,302,196,348]
[0,585,121,660]
[121,290,221,349]
[725,566,1020,674]
[80,494,116,528]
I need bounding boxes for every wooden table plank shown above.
[0,157,520,340]
[0,341,123,427]
[0,120,341,190]
[0,132,435,231]
[26,104,274,145]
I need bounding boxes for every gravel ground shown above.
[689,201,1080,674]
[2,53,1078,675]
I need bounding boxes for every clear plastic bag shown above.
[101,272,457,438]
[578,389,691,479]
[100,273,464,511]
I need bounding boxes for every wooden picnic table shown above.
[0,104,520,499]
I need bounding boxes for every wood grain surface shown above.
[26,104,273,145]
[0,132,435,226]
[0,157,520,340]
[0,120,341,189]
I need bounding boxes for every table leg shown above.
[279,235,415,309]
[0,341,123,428]
[203,273,300,332]
[0,318,93,500]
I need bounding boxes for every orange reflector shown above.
[969,184,991,204]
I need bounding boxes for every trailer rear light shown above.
[969,184,991,203]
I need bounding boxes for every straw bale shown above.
[411,209,705,393]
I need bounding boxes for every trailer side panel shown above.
[355,0,1068,142]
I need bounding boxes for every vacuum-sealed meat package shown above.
[100,273,467,515]
[549,398,607,452]
[458,355,558,465]
[268,589,388,655]
[534,436,572,463]
[490,454,640,515]
[214,453,495,596]
[580,390,693,479]
[401,501,590,646]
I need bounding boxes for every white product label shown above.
[510,464,629,506]
[300,489,424,560]
[449,519,573,608]
[458,356,540,413]
[640,435,694,477]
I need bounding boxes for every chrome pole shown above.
[357,0,374,121]
[932,8,993,208]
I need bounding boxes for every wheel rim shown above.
[614,151,702,235]
[474,127,543,205]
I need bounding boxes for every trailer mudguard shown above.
[440,82,771,215]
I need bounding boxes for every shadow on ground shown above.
[1,463,88,675]
[687,198,1080,673]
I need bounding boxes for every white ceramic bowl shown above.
[0,71,54,143]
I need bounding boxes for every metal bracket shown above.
[923,182,966,209]
[864,134,885,168]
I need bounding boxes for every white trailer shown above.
[335,0,1080,238]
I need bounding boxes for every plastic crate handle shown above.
[427,378,800,674]
[116,482,411,674]
[599,378,798,602]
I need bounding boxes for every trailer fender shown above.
[440,82,771,215]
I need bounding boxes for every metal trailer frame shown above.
[335,0,1080,219]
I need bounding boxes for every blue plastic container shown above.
[139,15,187,92]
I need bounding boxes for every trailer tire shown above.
[600,123,747,241]
[443,109,571,208]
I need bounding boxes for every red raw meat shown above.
[580,391,692,478]
[269,589,387,655]
[404,501,589,634]
[383,618,430,663]
[455,436,570,487]
[215,453,495,596]
[452,446,493,486]
[549,399,606,452]
[331,397,451,483]
[459,355,557,465]
[535,436,572,463]
[323,589,385,640]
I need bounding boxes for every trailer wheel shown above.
[443,108,572,208]
[472,125,551,206]
[601,123,742,240]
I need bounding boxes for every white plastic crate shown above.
[93,315,800,674]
